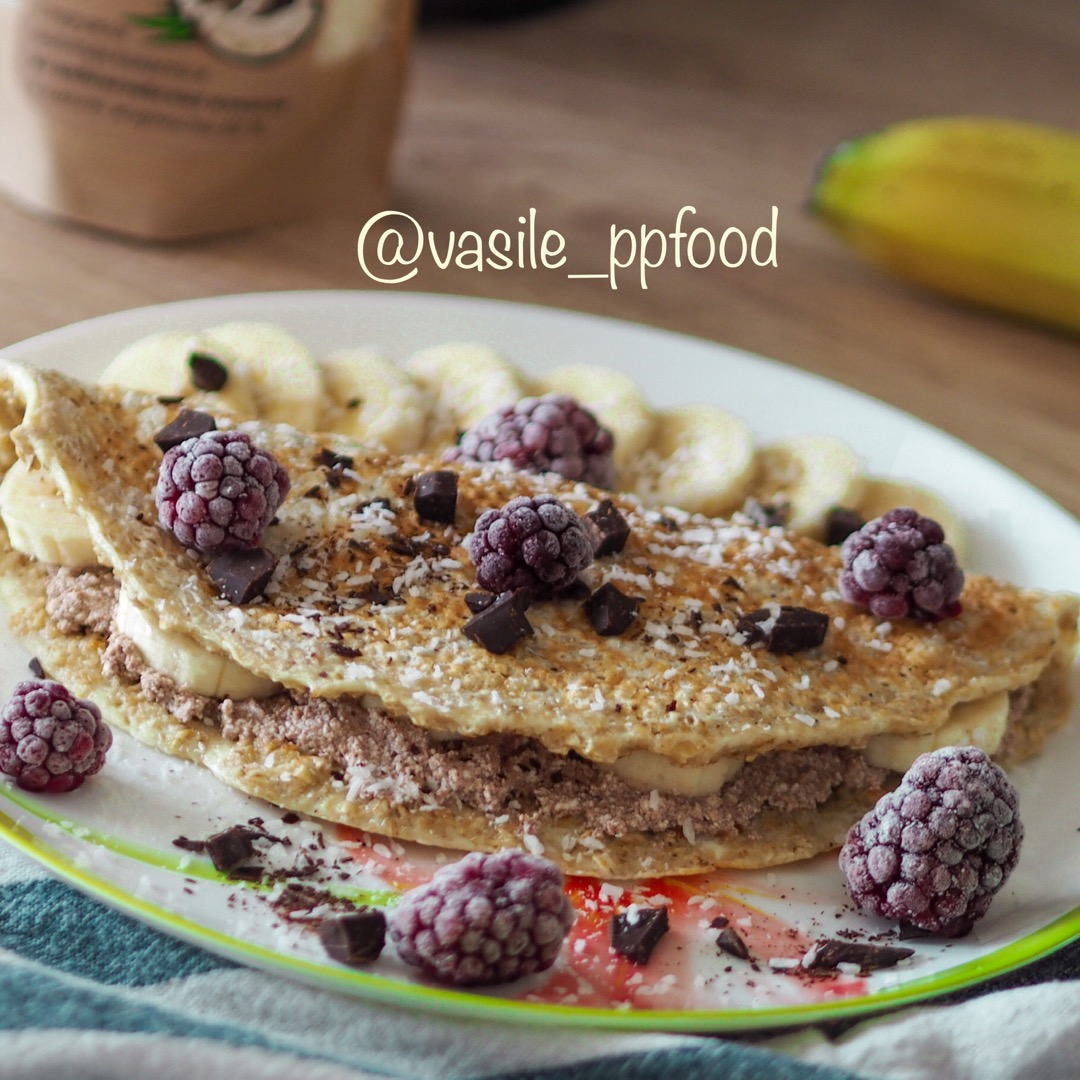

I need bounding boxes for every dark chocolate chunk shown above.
[736,605,828,654]
[205,826,257,874]
[742,496,791,529]
[153,409,217,452]
[412,470,458,524]
[824,506,866,546]
[554,578,591,602]
[207,547,278,605]
[462,589,533,654]
[187,351,229,392]
[584,499,631,557]
[28,657,45,678]
[465,591,496,614]
[801,938,914,973]
[610,905,669,964]
[318,909,387,966]
[584,582,641,636]
[316,447,354,472]
[716,925,751,960]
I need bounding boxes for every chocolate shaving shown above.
[153,409,217,452]
[584,582,641,636]
[736,605,828,654]
[329,643,362,659]
[318,909,387,966]
[412,470,458,524]
[28,657,45,678]
[207,547,278,605]
[584,499,631,557]
[716,926,751,960]
[462,589,533,654]
[742,496,790,529]
[187,351,229,392]
[801,938,914,973]
[316,447,354,472]
[610,906,669,964]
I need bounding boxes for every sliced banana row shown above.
[2,324,967,585]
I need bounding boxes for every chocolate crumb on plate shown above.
[463,589,533,654]
[187,352,229,392]
[413,470,458,524]
[153,409,217,452]
[584,582,641,636]
[716,925,752,961]
[801,938,914,973]
[207,547,278,605]
[737,605,829,654]
[610,905,669,964]
[584,499,631,557]
[318,909,387,965]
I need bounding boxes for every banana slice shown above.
[749,434,866,539]
[404,343,528,453]
[531,364,657,471]
[317,347,431,454]
[97,330,258,418]
[198,322,324,432]
[115,587,279,700]
[0,461,99,568]
[864,691,1009,773]
[629,405,756,516]
[857,476,970,563]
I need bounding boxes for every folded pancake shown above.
[0,361,1076,877]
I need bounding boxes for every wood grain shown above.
[1,0,1077,515]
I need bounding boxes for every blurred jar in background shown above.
[0,0,415,241]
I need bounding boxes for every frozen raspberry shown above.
[445,394,616,488]
[0,680,112,793]
[156,430,290,554]
[468,494,593,595]
[388,850,575,986]
[840,746,1022,937]
[839,506,964,620]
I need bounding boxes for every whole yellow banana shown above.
[811,117,1080,335]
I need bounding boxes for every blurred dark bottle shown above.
[420,0,585,21]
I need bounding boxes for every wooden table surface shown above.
[2,0,1077,516]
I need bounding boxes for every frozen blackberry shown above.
[445,394,616,488]
[0,680,112,793]
[156,430,290,554]
[839,506,964,620]
[839,746,1022,937]
[388,850,575,987]
[468,494,593,595]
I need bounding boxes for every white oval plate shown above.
[0,290,1077,1032]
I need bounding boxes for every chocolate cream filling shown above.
[44,567,1032,843]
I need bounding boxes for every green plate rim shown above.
[3,791,1079,1033]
